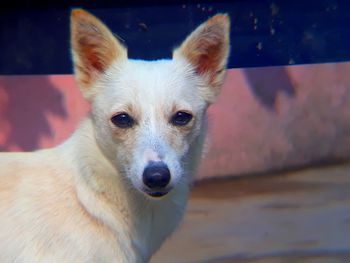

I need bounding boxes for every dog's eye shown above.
[171,111,193,126]
[111,112,134,128]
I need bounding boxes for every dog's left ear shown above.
[173,14,230,102]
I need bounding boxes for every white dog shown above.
[0,9,230,262]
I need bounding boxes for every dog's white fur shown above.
[0,9,230,263]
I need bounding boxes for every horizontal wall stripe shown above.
[1,0,350,74]
[1,62,350,177]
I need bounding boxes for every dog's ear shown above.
[173,14,230,102]
[71,9,127,100]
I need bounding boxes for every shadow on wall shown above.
[0,76,67,151]
[243,67,296,111]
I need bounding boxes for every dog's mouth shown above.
[143,189,170,198]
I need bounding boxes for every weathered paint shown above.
[0,76,89,151]
[1,62,350,178]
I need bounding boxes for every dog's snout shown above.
[143,162,170,189]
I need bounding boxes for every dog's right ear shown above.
[71,9,127,100]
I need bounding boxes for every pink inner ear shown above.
[71,10,125,90]
[196,42,223,76]
[184,21,227,78]
[82,44,105,73]
[177,14,229,83]
[78,37,105,73]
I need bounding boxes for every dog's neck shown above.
[59,118,189,261]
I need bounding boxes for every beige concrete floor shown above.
[151,163,350,263]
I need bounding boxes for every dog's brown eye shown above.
[111,112,134,128]
[171,111,193,126]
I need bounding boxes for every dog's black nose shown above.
[143,162,170,189]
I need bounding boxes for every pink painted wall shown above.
[200,62,350,178]
[0,76,89,151]
[1,62,350,178]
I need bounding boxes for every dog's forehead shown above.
[121,59,192,95]
[104,59,201,111]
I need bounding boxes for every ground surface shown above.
[151,163,350,263]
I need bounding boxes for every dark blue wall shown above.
[1,0,350,74]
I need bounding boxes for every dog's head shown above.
[70,9,230,198]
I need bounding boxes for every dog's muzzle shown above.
[142,161,171,198]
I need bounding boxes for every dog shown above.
[0,9,230,263]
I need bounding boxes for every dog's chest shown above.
[131,198,186,260]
